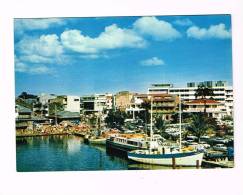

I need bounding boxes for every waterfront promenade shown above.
[16,123,91,137]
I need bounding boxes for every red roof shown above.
[186,99,220,104]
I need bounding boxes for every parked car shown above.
[187,135,197,140]
[201,135,210,140]
[211,137,228,144]
[213,144,227,152]
[199,141,211,149]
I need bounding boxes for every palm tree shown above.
[140,101,151,124]
[154,115,166,136]
[195,84,214,114]
[187,113,211,143]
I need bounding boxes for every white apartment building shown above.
[126,94,145,120]
[94,94,107,112]
[225,86,233,116]
[105,93,114,110]
[184,99,227,120]
[81,93,113,114]
[63,95,81,113]
[148,81,233,117]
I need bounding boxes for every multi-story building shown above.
[115,91,133,111]
[225,86,233,116]
[125,94,146,120]
[148,81,233,117]
[80,93,113,114]
[15,104,50,131]
[105,93,114,110]
[150,94,179,120]
[65,96,80,113]
[80,95,95,114]
[184,99,227,120]
[49,95,80,113]
[15,105,32,130]
[126,93,179,121]
[38,93,57,105]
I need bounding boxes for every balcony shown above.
[153,103,176,107]
[184,108,222,113]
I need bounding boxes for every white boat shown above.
[86,129,120,145]
[106,133,160,152]
[128,94,204,167]
[128,149,204,166]
[89,137,106,145]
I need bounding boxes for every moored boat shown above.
[128,148,204,166]
[85,128,120,145]
[106,133,162,156]
[106,134,148,152]
[128,95,204,167]
[89,137,106,145]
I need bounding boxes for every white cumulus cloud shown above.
[60,24,146,54]
[19,54,53,64]
[15,56,52,74]
[140,57,165,66]
[15,18,66,31]
[174,18,193,26]
[133,16,181,41]
[187,23,231,39]
[17,34,63,57]
[15,34,64,75]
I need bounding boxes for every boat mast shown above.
[150,95,153,153]
[179,93,182,152]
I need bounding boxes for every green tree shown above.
[195,84,214,114]
[138,101,151,124]
[187,113,215,142]
[15,98,33,109]
[154,115,166,136]
[48,102,64,116]
[18,92,37,99]
[105,110,127,128]
[171,112,192,124]
[222,115,233,121]
[88,114,98,127]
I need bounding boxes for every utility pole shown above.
[55,104,57,125]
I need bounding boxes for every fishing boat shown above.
[106,133,161,153]
[128,95,204,167]
[85,129,120,145]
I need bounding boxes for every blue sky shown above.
[14,15,232,96]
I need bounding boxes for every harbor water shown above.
[16,135,202,171]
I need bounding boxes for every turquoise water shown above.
[16,135,195,171]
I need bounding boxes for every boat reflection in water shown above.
[127,162,198,170]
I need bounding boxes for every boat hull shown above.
[106,139,146,152]
[128,151,204,167]
[89,138,106,145]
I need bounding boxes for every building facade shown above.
[115,91,133,111]
[184,99,227,120]
[148,81,233,117]
[80,93,113,114]
[126,93,179,121]
[49,95,81,113]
